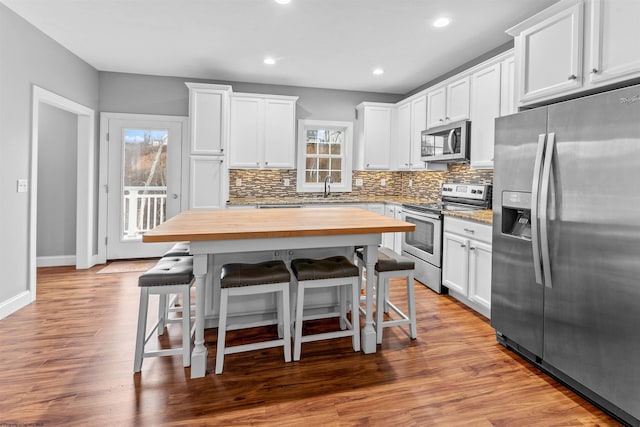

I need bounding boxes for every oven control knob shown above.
[477,190,483,194]
[471,190,477,194]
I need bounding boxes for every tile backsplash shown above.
[229,163,492,202]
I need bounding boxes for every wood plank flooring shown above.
[0,264,620,426]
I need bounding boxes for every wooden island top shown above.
[143,207,415,242]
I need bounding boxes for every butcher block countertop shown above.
[143,207,415,243]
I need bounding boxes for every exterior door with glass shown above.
[105,114,186,259]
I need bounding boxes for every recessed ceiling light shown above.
[275,0,291,4]
[264,57,276,65]
[373,68,384,76]
[433,17,451,28]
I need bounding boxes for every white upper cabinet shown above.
[509,0,640,106]
[186,83,232,156]
[587,0,640,86]
[426,76,470,129]
[510,1,584,104]
[355,102,393,170]
[229,93,298,169]
[470,63,502,169]
[394,95,426,170]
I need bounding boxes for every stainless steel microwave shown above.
[420,120,470,162]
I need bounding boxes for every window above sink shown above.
[296,119,353,193]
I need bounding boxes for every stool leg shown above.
[182,286,192,367]
[281,286,292,363]
[293,282,305,361]
[351,277,361,352]
[376,273,385,345]
[134,288,149,373]
[158,294,167,335]
[407,273,417,339]
[215,288,230,374]
[339,285,347,330]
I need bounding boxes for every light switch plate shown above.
[17,179,28,193]
[355,178,363,186]
[283,178,290,186]
[408,179,413,187]
[235,178,242,187]
[380,178,386,187]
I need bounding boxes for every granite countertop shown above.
[228,197,493,225]
[227,196,432,206]
[443,209,493,225]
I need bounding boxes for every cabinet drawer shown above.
[444,216,492,243]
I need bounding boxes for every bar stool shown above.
[159,242,192,332]
[355,247,417,344]
[290,256,360,361]
[134,256,195,372]
[215,260,292,374]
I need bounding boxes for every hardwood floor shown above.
[0,264,620,426]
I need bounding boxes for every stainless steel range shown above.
[401,183,491,293]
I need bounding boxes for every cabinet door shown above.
[468,240,492,313]
[190,90,225,155]
[588,0,640,86]
[446,77,470,123]
[189,156,225,209]
[229,97,261,168]
[410,96,427,169]
[382,205,396,250]
[264,98,296,168]
[426,87,447,128]
[395,102,412,170]
[442,232,469,295]
[500,55,517,116]
[518,2,584,103]
[363,106,392,169]
[470,63,501,169]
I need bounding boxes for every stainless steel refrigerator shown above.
[492,84,640,426]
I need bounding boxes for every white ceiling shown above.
[1,0,558,94]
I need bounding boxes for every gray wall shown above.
[37,104,78,258]
[99,73,403,121]
[0,4,99,305]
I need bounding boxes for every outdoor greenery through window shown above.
[297,119,353,193]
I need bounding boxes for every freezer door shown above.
[544,85,640,421]
[491,107,547,357]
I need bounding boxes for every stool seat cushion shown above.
[291,256,359,281]
[221,260,290,288]
[163,241,191,257]
[138,256,194,287]
[356,247,415,272]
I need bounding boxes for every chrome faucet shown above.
[323,175,332,198]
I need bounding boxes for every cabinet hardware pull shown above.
[469,247,476,251]
[445,116,450,120]
[591,68,598,74]
[460,244,466,248]
[463,228,475,234]
[568,74,577,80]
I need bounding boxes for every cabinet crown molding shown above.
[231,92,299,102]
[506,0,583,36]
[185,82,233,92]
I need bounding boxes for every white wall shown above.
[37,104,77,259]
[0,4,99,314]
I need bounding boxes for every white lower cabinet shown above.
[442,216,492,318]
[382,203,402,254]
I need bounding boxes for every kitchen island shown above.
[143,207,415,378]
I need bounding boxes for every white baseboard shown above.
[36,255,76,267]
[0,291,33,320]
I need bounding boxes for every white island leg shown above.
[190,253,208,378]
[361,244,378,354]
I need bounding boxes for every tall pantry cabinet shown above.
[185,83,232,210]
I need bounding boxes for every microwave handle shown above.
[447,129,457,153]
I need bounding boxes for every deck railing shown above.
[123,186,167,238]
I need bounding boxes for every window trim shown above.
[296,119,353,193]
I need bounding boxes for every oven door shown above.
[401,209,442,267]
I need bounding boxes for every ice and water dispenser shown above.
[501,191,532,240]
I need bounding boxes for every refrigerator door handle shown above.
[539,132,556,288]
[531,133,546,286]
